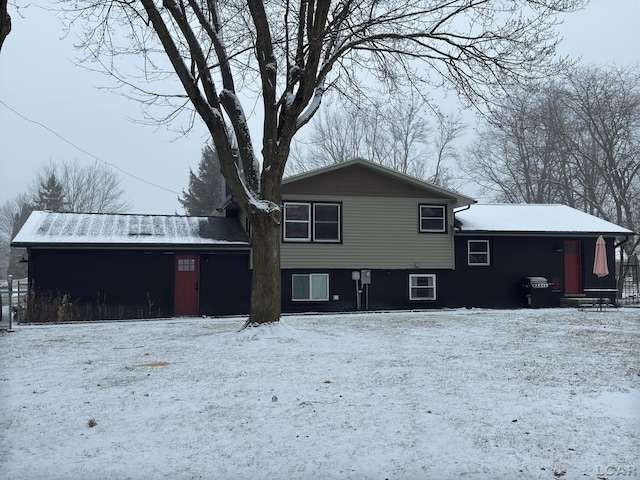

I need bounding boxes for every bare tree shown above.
[385,96,432,178]
[31,160,132,213]
[0,160,131,276]
[0,240,7,278]
[464,65,639,253]
[62,0,584,325]
[0,193,32,278]
[560,65,640,249]
[428,111,466,188]
[287,95,433,176]
[464,84,570,203]
[287,95,465,189]
[287,107,365,171]
[0,195,29,247]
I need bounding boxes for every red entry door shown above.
[175,255,199,316]
[564,240,581,295]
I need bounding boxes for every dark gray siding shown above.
[28,249,174,320]
[26,248,252,321]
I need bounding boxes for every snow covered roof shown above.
[11,211,251,248]
[455,204,634,235]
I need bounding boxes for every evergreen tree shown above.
[179,144,224,216]
[34,173,66,211]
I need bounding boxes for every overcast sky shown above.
[1,1,639,215]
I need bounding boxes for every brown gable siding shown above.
[283,164,450,199]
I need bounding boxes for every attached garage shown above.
[11,211,252,321]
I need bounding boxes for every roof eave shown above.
[455,230,633,237]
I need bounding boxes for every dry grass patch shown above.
[138,361,170,367]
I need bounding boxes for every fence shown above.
[620,259,639,306]
[0,281,28,326]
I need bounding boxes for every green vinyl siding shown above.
[281,195,455,269]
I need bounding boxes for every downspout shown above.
[614,236,630,300]
[453,204,472,232]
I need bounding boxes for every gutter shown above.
[614,237,630,250]
[614,236,632,296]
[453,204,472,231]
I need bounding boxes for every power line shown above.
[0,99,181,195]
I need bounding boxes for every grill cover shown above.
[526,276,549,288]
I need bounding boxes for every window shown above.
[283,202,311,241]
[419,205,446,232]
[468,240,490,266]
[292,274,329,301]
[409,274,436,300]
[177,258,195,271]
[283,202,341,243]
[313,203,340,242]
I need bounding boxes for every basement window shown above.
[292,273,329,301]
[409,274,436,301]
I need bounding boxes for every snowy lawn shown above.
[1,308,639,480]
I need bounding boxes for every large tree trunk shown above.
[245,209,282,327]
[0,0,10,52]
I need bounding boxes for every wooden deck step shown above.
[560,297,612,308]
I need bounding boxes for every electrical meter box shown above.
[360,270,371,284]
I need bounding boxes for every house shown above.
[11,159,635,320]
[11,213,252,321]
[279,159,476,312]
[279,159,634,311]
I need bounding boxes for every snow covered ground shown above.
[1,308,638,480]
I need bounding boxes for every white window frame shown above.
[468,240,490,266]
[409,274,436,301]
[313,203,341,243]
[419,205,446,233]
[283,202,311,241]
[292,273,330,301]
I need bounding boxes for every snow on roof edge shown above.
[11,211,251,247]
[455,204,634,235]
